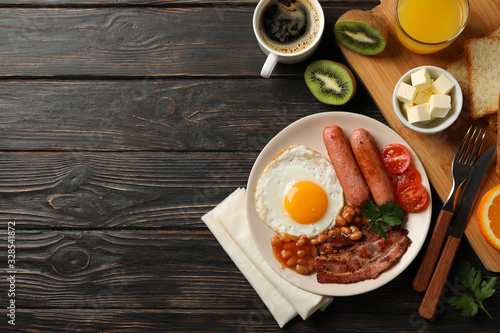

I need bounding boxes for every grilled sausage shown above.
[349,128,396,206]
[323,125,370,207]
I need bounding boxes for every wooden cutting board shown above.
[339,0,500,271]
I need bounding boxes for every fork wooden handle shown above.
[412,209,454,292]
[418,236,461,319]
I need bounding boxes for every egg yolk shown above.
[284,181,328,224]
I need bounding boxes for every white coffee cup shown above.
[253,0,325,78]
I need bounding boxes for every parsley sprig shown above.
[362,199,405,239]
[449,260,496,319]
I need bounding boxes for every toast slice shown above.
[446,23,500,99]
[447,55,469,97]
[465,36,500,119]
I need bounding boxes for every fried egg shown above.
[255,144,344,237]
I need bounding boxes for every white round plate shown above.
[246,112,432,296]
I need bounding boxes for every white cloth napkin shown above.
[202,188,333,327]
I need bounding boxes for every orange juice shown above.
[395,0,468,54]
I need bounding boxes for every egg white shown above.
[254,144,344,237]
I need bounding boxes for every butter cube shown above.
[431,74,455,95]
[397,82,417,104]
[414,89,432,105]
[402,103,413,113]
[407,103,431,123]
[429,94,451,118]
[423,86,434,94]
[400,102,413,117]
[411,68,432,90]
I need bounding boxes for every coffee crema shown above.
[259,0,321,54]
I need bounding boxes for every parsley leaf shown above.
[379,201,405,226]
[362,199,404,239]
[449,260,496,319]
[450,293,478,317]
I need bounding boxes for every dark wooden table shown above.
[0,0,498,332]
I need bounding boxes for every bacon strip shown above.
[315,223,411,284]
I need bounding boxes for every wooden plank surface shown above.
[0,5,383,77]
[6,308,499,332]
[0,80,378,151]
[339,0,500,271]
[0,152,253,228]
[0,1,499,331]
[1,228,498,331]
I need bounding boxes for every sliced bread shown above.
[446,23,500,99]
[465,36,500,119]
[447,55,469,97]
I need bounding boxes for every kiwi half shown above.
[304,60,356,105]
[334,10,388,55]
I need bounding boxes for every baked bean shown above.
[350,231,363,241]
[340,226,352,235]
[350,225,359,233]
[355,207,363,215]
[317,233,328,243]
[296,237,307,247]
[307,258,314,272]
[335,214,347,226]
[281,249,293,259]
[286,256,297,267]
[341,205,356,222]
[278,233,291,242]
[283,242,296,250]
[310,246,318,258]
[342,211,354,223]
[296,264,309,275]
[353,216,362,225]
[344,205,356,217]
[271,236,282,247]
[328,229,341,237]
[297,249,307,258]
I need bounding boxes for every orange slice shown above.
[477,184,500,252]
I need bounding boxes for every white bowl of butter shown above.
[393,66,463,134]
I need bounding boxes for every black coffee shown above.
[262,1,309,44]
[259,0,320,54]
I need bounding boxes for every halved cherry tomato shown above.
[381,143,411,174]
[389,164,422,190]
[395,182,429,212]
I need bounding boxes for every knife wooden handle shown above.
[418,236,461,319]
[412,209,454,292]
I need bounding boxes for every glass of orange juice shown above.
[395,0,469,54]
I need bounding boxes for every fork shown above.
[412,126,486,292]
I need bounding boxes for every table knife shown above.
[413,127,486,293]
[412,181,465,293]
[418,144,496,319]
